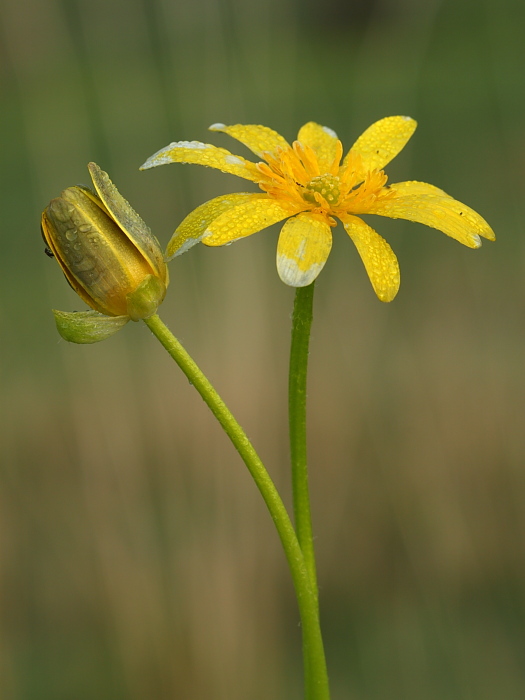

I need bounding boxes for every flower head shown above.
[42,162,168,342]
[141,117,494,301]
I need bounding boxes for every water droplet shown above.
[49,201,72,223]
[71,212,85,226]
[65,229,78,241]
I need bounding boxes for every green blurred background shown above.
[1,0,525,697]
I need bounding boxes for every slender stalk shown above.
[143,313,330,700]
[289,283,318,599]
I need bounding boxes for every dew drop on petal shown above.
[172,141,211,150]
[225,155,244,165]
[322,126,338,139]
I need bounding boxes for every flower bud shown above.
[42,162,168,322]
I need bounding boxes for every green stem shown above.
[289,283,318,599]
[143,313,330,700]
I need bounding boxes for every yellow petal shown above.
[341,214,400,302]
[367,185,495,247]
[203,198,293,246]
[345,116,417,176]
[297,122,340,172]
[88,163,166,283]
[43,191,150,317]
[387,180,448,197]
[140,141,259,182]
[208,123,290,158]
[42,207,109,314]
[166,193,264,259]
[276,213,332,287]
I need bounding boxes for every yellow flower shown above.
[141,117,494,302]
[42,162,169,342]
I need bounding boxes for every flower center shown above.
[303,174,341,207]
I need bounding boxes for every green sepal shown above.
[126,274,166,321]
[53,309,129,343]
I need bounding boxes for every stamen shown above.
[339,169,393,214]
[293,141,321,177]
[329,140,344,175]
[256,162,288,186]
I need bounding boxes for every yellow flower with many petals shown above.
[141,117,494,301]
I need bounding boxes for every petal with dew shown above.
[42,192,146,317]
[345,116,417,177]
[297,122,340,173]
[367,186,495,247]
[341,214,400,302]
[388,180,449,197]
[88,163,166,283]
[140,141,259,182]
[166,193,263,259]
[203,198,294,247]
[276,213,332,287]
[208,123,290,159]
